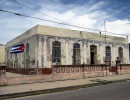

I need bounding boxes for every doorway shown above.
[91,52,94,64]
[90,45,97,64]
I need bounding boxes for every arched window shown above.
[26,43,30,68]
[118,47,123,62]
[52,41,61,64]
[73,43,80,64]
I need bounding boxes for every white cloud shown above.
[102,20,130,34]
[28,1,105,31]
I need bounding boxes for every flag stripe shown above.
[10,44,25,54]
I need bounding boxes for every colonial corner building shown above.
[5,25,129,74]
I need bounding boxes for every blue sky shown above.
[0,0,130,44]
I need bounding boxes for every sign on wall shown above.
[10,44,25,54]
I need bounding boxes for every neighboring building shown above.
[129,43,130,62]
[5,25,129,74]
[0,44,5,63]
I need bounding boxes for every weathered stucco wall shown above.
[0,44,5,63]
[5,25,129,70]
[6,24,128,47]
[5,36,36,69]
[37,25,128,44]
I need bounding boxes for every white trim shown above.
[24,42,27,68]
[50,38,63,55]
[61,40,63,57]
[71,40,74,56]
[71,40,82,56]
[96,43,99,62]
[79,42,82,57]
[116,45,119,58]
[50,38,54,55]
[113,44,116,63]
[38,37,42,67]
[35,37,38,67]
[84,41,87,64]
[66,39,69,65]
[118,46,125,63]
[13,54,14,68]
[87,42,90,59]
[122,46,124,59]
[100,43,103,64]
[44,36,47,67]
[21,53,22,68]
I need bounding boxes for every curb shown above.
[0,79,130,100]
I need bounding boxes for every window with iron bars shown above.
[105,46,111,66]
[52,41,61,64]
[73,43,80,65]
[106,46,111,59]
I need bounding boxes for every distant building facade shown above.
[0,44,5,63]
[5,25,129,74]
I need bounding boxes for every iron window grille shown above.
[73,43,80,65]
[52,41,61,64]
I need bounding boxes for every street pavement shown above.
[1,74,130,99]
[7,81,130,100]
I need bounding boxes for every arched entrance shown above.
[90,45,97,64]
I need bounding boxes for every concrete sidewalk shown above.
[6,72,24,78]
[0,74,130,99]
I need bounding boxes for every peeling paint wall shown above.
[5,25,129,69]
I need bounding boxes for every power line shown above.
[0,8,129,37]
[102,31,127,36]
[0,9,101,31]
[15,0,62,22]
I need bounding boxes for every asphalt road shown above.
[8,81,130,100]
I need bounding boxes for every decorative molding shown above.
[21,53,22,68]
[84,41,87,64]
[6,34,128,49]
[50,37,63,56]
[87,42,90,58]
[35,36,38,67]
[66,38,69,64]
[100,44,103,64]
[71,40,82,57]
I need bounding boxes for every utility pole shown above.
[104,21,107,62]
[104,21,106,45]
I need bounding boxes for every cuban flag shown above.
[10,44,25,54]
